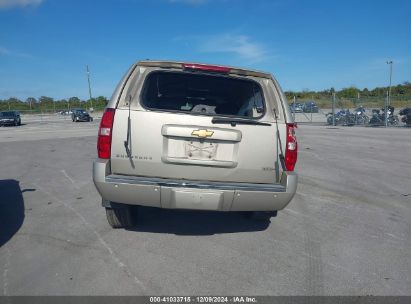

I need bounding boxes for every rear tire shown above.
[105,205,134,228]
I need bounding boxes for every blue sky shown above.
[0,0,410,100]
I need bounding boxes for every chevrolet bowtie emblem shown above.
[191,129,214,138]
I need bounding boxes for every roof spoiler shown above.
[137,60,272,79]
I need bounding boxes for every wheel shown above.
[14,120,18,126]
[18,119,21,126]
[105,205,135,228]
[392,116,399,126]
[369,117,379,126]
[245,211,277,221]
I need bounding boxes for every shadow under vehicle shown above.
[0,180,26,247]
[125,206,271,235]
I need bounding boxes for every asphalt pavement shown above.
[0,116,410,295]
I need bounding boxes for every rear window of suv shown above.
[0,111,17,117]
[140,71,265,118]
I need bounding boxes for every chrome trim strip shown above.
[106,175,286,192]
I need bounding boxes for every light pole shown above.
[385,91,388,127]
[293,96,296,121]
[387,61,393,106]
[332,93,336,126]
[86,65,93,109]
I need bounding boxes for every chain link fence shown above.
[2,97,410,127]
[14,105,106,115]
[289,96,411,127]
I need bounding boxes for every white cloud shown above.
[0,46,10,55]
[169,0,207,5]
[0,0,43,10]
[198,34,271,64]
[0,45,32,58]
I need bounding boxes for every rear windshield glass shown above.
[140,71,265,118]
[0,111,16,117]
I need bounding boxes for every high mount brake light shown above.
[97,108,115,159]
[183,63,231,73]
[285,123,298,171]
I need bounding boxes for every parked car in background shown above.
[0,111,21,126]
[289,102,303,113]
[71,108,93,122]
[302,101,319,113]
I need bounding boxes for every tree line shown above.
[0,96,109,112]
[285,81,411,100]
[1,81,410,112]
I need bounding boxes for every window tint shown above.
[0,111,16,117]
[141,71,265,118]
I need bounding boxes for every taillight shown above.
[97,108,115,159]
[183,63,231,73]
[285,123,298,171]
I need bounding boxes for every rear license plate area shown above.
[171,189,223,210]
[185,140,217,160]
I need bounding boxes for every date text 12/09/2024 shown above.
[150,297,257,303]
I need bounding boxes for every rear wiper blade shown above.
[211,117,271,126]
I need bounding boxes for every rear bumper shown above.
[74,116,91,121]
[93,159,297,211]
[0,120,16,126]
